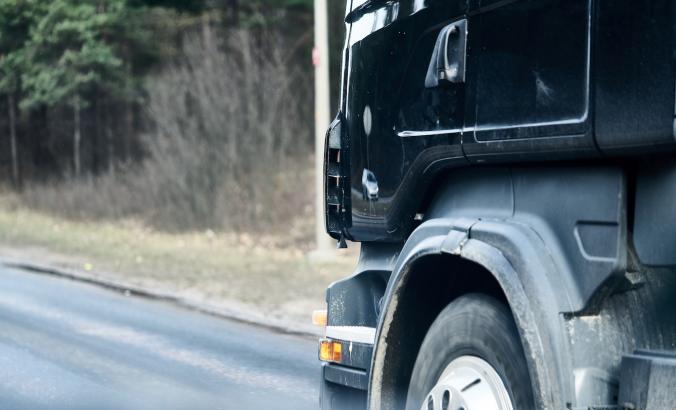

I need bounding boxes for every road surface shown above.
[0,264,319,410]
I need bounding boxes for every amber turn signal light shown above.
[312,309,327,327]
[319,339,342,362]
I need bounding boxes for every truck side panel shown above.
[333,0,676,243]
[594,0,676,153]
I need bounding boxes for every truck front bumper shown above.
[319,338,373,410]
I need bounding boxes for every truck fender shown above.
[367,217,575,409]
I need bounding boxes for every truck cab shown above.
[319,0,676,409]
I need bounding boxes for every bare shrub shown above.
[18,27,315,237]
[141,28,313,231]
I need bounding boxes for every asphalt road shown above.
[0,264,320,410]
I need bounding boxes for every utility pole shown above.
[313,0,335,255]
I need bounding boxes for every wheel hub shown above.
[421,356,514,410]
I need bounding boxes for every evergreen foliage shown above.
[0,0,40,95]
[20,1,125,110]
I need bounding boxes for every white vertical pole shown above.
[314,0,334,253]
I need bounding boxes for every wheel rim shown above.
[420,355,514,410]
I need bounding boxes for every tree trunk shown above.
[125,98,133,161]
[73,97,81,178]
[7,93,19,187]
[229,0,239,26]
[94,91,102,174]
[202,13,212,51]
[106,105,114,176]
[202,13,213,74]
[124,58,133,162]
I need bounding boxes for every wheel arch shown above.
[367,217,573,410]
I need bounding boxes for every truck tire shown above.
[405,293,534,410]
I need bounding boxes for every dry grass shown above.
[0,196,358,325]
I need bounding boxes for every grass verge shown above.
[0,198,357,327]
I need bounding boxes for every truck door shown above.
[463,0,595,160]
[345,0,469,240]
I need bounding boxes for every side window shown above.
[467,0,590,141]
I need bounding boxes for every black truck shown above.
[317,0,676,409]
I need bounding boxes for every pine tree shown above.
[20,0,126,177]
[0,0,42,185]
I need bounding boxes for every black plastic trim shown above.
[323,363,369,391]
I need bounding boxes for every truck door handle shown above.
[425,19,467,88]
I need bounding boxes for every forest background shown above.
[0,0,348,235]
[0,0,353,327]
